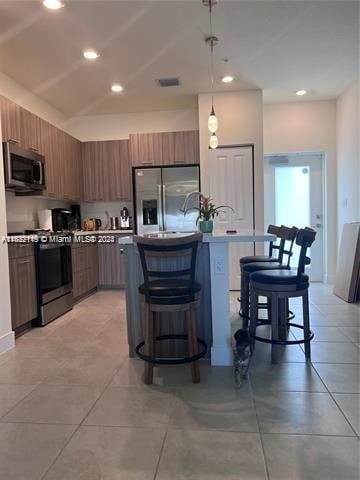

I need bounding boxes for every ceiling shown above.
[0,0,358,117]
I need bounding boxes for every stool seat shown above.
[240,255,278,265]
[139,279,201,304]
[242,261,285,273]
[251,269,309,286]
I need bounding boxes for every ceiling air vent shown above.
[157,77,180,87]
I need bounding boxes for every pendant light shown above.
[204,0,219,147]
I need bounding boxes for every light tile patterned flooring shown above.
[0,284,358,480]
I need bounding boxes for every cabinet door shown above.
[98,242,124,287]
[9,256,37,329]
[0,96,22,145]
[82,142,106,202]
[129,133,163,166]
[20,109,41,152]
[162,131,200,165]
[107,140,131,201]
[40,120,57,198]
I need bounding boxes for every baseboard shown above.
[0,330,15,356]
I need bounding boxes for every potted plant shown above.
[180,191,233,233]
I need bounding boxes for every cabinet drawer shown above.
[8,244,34,259]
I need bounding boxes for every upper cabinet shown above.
[0,95,82,202]
[129,130,199,167]
[82,139,131,202]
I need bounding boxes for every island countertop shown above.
[118,230,275,244]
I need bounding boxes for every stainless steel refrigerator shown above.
[133,165,200,234]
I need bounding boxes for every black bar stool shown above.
[240,225,298,328]
[249,228,316,363]
[239,224,282,267]
[133,233,207,385]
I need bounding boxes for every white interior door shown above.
[209,146,254,290]
[264,152,324,281]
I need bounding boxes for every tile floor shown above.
[0,284,358,480]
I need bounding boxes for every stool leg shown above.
[302,290,311,361]
[249,288,258,351]
[271,293,280,364]
[186,306,200,383]
[241,274,249,328]
[279,297,287,341]
[144,305,155,385]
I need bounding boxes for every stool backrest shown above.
[278,225,299,267]
[267,224,282,258]
[295,227,317,275]
[133,233,202,302]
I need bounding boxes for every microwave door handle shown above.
[34,160,43,185]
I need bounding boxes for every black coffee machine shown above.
[51,208,72,232]
[70,204,81,231]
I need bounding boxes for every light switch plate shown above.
[214,257,225,274]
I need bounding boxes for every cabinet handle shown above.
[140,161,153,165]
[30,147,39,153]
[18,259,30,264]
[174,160,185,164]
[8,138,19,145]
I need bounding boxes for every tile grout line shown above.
[39,353,123,480]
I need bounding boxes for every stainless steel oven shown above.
[35,241,73,326]
[3,141,45,192]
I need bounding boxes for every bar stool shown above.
[133,233,207,385]
[240,225,298,328]
[239,224,282,267]
[249,228,316,363]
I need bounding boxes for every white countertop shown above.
[118,230,275,245]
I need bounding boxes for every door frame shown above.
[212,143,256,255]
[264,150,326,282]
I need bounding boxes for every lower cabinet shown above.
[98,241,125,288]
[72,244,99,300]
[8,247,38,332]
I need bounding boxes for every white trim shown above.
[0,330,15,356]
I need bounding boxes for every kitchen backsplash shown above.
[80,201,133,230]
[5,192,71,232]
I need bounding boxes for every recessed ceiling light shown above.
[43,0,64,10]
[221,75,234,83]
[83,49,100,60]
[111,84,123,93]
[296,89,307,96]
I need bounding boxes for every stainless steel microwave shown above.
[3,142,45,192]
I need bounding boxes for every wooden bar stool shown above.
[249,228,316,363]
[240,225,298,328]
[133,233,207,385]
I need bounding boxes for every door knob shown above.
[312,223,322,228]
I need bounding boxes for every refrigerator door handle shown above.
[157,184,163,231]
[162,184,167,232]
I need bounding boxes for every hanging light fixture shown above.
[204,0,219,147]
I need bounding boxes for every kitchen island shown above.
[120,231,275,366]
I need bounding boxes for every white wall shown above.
[263,100,337,282]
[64,109,199,141]
[0,118,14,354]
[336,81,360,239]
[198,90,264,232]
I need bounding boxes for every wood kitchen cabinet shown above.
[20,108,42,152]
[0,95,22,145]
[72,243,98,300]
[82,140,131,202]
[8,246,38,332]
[129,130,199,167]
[98,239,125,288]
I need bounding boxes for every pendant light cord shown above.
[209,1,214,105]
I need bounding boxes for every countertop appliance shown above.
[70,204,81,231]
[33,232,73,327]
[52,208,72,232]
[110,216,119,230]
[3,141,45,192]
[120,207,131,229]
[133,165,200,235]
[38,209,53,231]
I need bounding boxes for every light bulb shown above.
[209,133,218,149]
[43,0,64,10]
[208,106,218,133]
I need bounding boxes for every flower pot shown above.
[199,220,213,233]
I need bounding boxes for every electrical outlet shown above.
[214,257,225,274]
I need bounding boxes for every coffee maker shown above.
[51,208,72,232]
[120,207,131,229]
